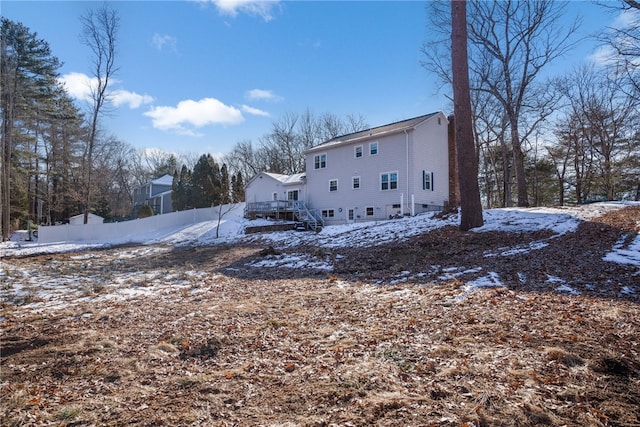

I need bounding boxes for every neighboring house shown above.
[245,112,455,227]
[131,174,174,216]
[69,213,104,225]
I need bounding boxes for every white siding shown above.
[409,114,450,213]
[245,173,306,203]
[305,112,449,224]
[245,174,284,203]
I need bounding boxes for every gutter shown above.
[404,129,410,215]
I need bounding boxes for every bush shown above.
[137,205,154,218]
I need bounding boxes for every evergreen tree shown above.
[172,165,192,211]
[1,18,63,239]
[231,172,245,203]
[192,154,220,208]
[154,154,177,178]
[220,163,231,205]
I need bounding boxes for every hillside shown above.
[1,203,639,426]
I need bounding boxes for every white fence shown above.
[38,207,222,244]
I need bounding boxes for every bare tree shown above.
[555,66,639,202]
[468,1,578,207]
[423,0,579,207]
[224,139,262,183]
[225,110,369,182]
[214,203,237,239]
[600,0,640,100]
[80,3,119,224]
[260,112,302,174]
[451,0,483,230]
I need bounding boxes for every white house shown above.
[244,112,455,227]
[69,213,104,225]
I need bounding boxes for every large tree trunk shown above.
[510,121,529,207]
[451,0,483,231]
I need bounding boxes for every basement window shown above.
[322,209,335,218]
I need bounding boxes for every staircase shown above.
[293,201,323,231]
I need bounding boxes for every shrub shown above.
[137,204,154,218]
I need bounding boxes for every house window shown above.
[314,153,327,169]
[369,141,378,156]
[348,209,354,220]
[287,190,299,201]
[352,176,360,189]
[392,204,401,209]
[423,171,434,191]
[322,209,335,218]
[355,145,363,158]
[329,179,338,192]
[272,192,278,201]
[366,207,374,216]
[380,172,398,190]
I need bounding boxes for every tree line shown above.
[423,0,639,208]
[0,11,368,240]
[169,154,244,213]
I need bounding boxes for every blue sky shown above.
[1,0,625,157]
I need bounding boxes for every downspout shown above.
[404,129,410,215]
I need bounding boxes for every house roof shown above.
[70,213,103,220]
[151,174,174,186]
[263,172,306,185]
[305,112,442,153]
[245,171,307,189]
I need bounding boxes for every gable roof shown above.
[306,112,442,154]
[70,213,103,220]
[245,171,306,189]
[151,174,174,186]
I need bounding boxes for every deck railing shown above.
[245,200,296,213]
[245,200,324,230]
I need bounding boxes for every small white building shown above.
[245,172,307,205]
[69,213,104,225]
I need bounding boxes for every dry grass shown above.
[1,207,639,426]
[2,274,639,426]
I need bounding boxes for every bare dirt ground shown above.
[1,206,639,426]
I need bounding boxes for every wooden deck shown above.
[244,200,324,231]
[244,201,297,220]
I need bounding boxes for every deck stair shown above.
[293,201,323,231]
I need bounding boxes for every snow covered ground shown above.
[2,201,638,260]
[1,201,639,310]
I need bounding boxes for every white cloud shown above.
[111,90,154,109]
[588,45,618,67]
[612,7,640,29]
[241,104,270,117]
[59,72,94,102]
[144,98,244,135]
[211,0,280,22]
[152,33,177,52]
[59,72,152,109]
[245,88,282,102]
[589,8,640,68]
